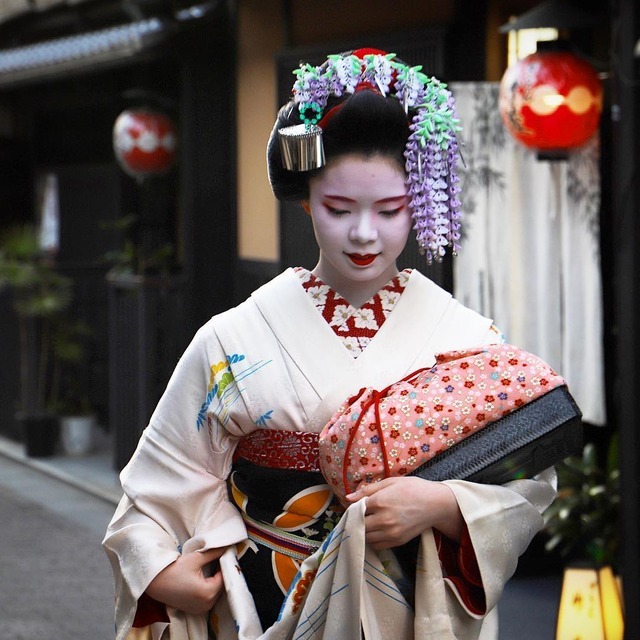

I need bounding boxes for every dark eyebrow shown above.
[323,195,356,203]
[375,196,407,205]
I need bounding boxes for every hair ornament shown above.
[281,50,463,263]
[278,123,325,172]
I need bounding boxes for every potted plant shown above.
[0,225,73,456]
[543,434,620,567]
[52,318,97,456]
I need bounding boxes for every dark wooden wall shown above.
[0,2,238,447]
[611,0,640,633]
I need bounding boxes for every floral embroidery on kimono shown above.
[296,267,411,355]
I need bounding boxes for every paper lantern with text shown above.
[499,49,602,154]
[113,109,177,178]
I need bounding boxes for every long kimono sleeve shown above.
[102,320,247,639]
[442,468,557,618]
[440,327,559,617]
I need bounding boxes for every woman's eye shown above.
[379,207,403,217]
[326,205,350,216]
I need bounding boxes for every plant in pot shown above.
[0,225,73,456]
[544,435,620,567]
[51,318,97,456]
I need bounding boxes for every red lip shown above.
[347,253,378,266]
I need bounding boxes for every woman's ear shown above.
[301,201,311,215]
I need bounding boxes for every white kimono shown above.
[103,268,557,640]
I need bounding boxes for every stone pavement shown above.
[0,451,116,639]
[0,429,122,507]
[0,432,563,639]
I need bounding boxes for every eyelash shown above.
[326,206,350,216]
[379,207,403,217]
[325,206,404,217]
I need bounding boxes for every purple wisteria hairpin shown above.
[279,48,463,264]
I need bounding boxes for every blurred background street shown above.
[0,453,115,640]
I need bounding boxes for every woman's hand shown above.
[346,477,463,550]
[145,547,226,614]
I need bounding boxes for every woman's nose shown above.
[349,212,378,243]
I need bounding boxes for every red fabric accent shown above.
[318,103,342,130]
[458,524,483,588]
[300,271,407,343]
[316,48,402,131]
[317,48,390,130]
[433,529,457,570]
[234,429,320,472]
[354,81,379,94]
[352,47,388,59]
[435,526,486,616]
[317,82,383,130]
[133,592,169,627]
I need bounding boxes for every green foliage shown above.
[100,214,174,277]
[51,319,95,415]
[53,319,92,363]
[0,225,74,414]
[0,225,73,318]
[544,434,620,567]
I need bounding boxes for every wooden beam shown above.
[611,0,640,635]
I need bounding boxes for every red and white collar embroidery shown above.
[296,268,411,357]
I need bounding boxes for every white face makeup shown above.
[308,154,412,307]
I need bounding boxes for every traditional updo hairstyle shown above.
[267,86,410,202]
[266,49,463,263]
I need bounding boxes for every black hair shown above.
[267,88,410,202]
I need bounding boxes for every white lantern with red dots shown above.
[113,109,177,178]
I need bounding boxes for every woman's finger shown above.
[196,547,226,566]
[346,479,384,502]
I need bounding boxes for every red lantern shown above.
[499,49,602,153]
[113,109,177,178]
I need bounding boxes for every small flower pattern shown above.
[319,343,566,505]
[297,268,410,355]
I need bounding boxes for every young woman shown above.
[103,50,556,640]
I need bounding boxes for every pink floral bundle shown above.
[319,344,571,505]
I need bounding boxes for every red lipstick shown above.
[347,253,378,266]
